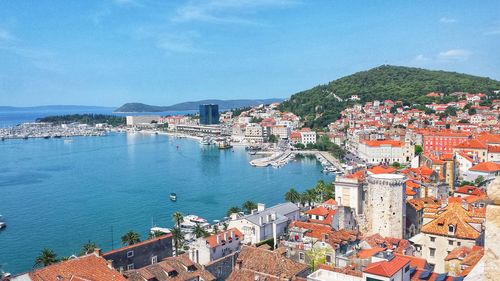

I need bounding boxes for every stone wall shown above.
[204,251,239,281]
[484,177,500,281]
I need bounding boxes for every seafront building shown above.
[199,104,220,125]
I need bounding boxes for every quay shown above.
[250,150,292,167]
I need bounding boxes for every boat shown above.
[170,193,177,201]
[0,215,5,229]
[150,226,171,235]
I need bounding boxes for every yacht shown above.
[0,215,5,229]
[170,193,177,201]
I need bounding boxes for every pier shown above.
[250,150,293,167]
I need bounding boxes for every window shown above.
[127,263,134,270]
[457,242,461,246]
[430,248,436,257]
[127,250,134,258]
[326,255,332,264]
[430,236,435,242]
[448,240,454,246]
[449,225,455,233]
[404,266,409,272]
[151,256,158,265]
[299,252,305,261]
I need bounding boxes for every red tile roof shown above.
[29,254,126,281]
[454,139,488,150]
[469,161,500,172]
[368,165,397,174]
[305,206,330,216]
[363,256,410,277]
[455,186,486,196]
[394,253,428,270]
[357,247,385,259]
[362,140,403,147]
[205,228,243,248]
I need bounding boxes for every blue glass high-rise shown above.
[199,104,220,125]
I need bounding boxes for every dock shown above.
[250,150,292,167]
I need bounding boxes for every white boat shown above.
[170,193,177,201]
[150,226,171,234]
[0,215,5,229]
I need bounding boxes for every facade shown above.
[244,123,265,143]
[227,202,300,246]
[357,140,404,164]
[363,174,407,239]
[300,129,317,145]
[410,199,485,273]
[189,228,243,265]
[362,254,411,281]
[420,130,470,153]
[102,234,173,272]
[335,175,364,215]
[271,124,291,139]
[175,124,222,135]
[126,115,161,126]
[199,104,220,125]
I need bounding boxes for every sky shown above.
[0,0,499,107]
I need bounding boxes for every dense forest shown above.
[278,65,500,128]
[37,114,125,126]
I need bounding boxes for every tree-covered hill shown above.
[278,65,500,128]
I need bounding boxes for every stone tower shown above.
[365,174,406,238]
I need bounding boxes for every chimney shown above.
[216,235,220,244]
[231,230,235,238]
[257,203,265,212]
[224,231,228,241]
[259,216,263,225]
[106,259,114,269]
[93,248,102,256]
[271,212,277,220]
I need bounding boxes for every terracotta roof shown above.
[323,199,338,205]
[318,264,362,277]
[124,254,215,281]
[345,170,366,181]
[362,139,403,147]
[410,269,454,281]
[421,201,484,240]
[488,145,500,153]
[469,161,500,172]
[455,186,486,196]
[394,253,428,270]
[305,206,330,216]
[454,139,488,150]
[227,246,308,281]
[368,165,397,174]
[29,254,126,281]
[289,221,332,240]
[364,234,411,254]
[205,228,243,248]
[407,197,440,211]
[357,247,385,259]
[363,256,410,277]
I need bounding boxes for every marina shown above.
[0,122,107,140]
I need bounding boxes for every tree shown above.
[148,230,166,239]
[227,206,242,216]
[268,134,279,143]
[172,212,184,228]
[468,108,477,115]
[474,176,485,186]
[79,241,98,256]
[314,180,327,202]
[294,143,305,150]
[302,189,317,206]
[285,188,301,203]
[193,224,208,238]
[171,227,184,256]
[391,162,401,169]
[121,231,141,246]
[213,224,219,234]
[415,145,423,155]
[242,201,257,214]
[306,247,328,271]
[444,106,457,117]
[34,248,58,268]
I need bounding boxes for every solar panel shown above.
[435,273,448,281]
[409,267,416,275]
[419,269,431,279]
[453,277,464,281]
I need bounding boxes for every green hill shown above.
[278,65,500,128]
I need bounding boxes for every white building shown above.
[244,123,265,143]
[227,202,300,246]
[335,175,364,215]
[126,115,161,126]
[357,139,404,164]
[188,228,243,265]
[271,125,291,140]
[300,129,317,145]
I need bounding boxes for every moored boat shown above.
[170,193,177,201]
[0,215,6,229]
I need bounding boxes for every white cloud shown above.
[439,17,457,24]
[437,49,472,61]
[172,0,298,24]
[155,32,206,54]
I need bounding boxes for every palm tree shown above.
[242,200,257,214]
[223,222,228,231]
[302,189,316,207]
[213,224,219,234]
[171,227,184,256]
[172,212,184,228]
[226,206,242,217]
[79,241,98,256]
[314,180,327,202]
[285,188,301,203]
[148,230,165,239]
[193,224,207,238]
[34,248,58,267]
[121,231,141,246]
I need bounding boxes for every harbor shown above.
[0,122,107,140]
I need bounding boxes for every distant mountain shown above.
[114,99,284,113]
[278,65,500,128]
[0,105,114,112]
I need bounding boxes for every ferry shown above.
[0,215,5,229]
[170,193,177,201]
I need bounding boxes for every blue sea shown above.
[0,111,332,274]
